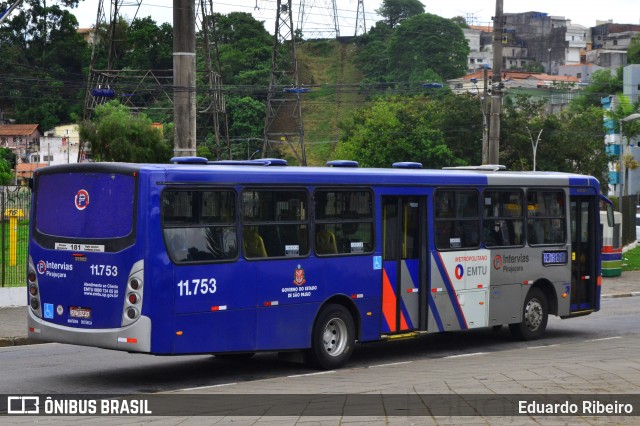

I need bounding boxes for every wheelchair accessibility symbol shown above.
[44,303,54,319]
[373,256,382,270]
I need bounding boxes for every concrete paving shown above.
[0,271,638,348]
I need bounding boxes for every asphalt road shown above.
[0,296,636,396]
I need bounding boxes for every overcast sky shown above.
[68,0,639,32]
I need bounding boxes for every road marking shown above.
[445,352,487,358]
[288,371,336,378]
[177,382,237,392]
[527,344,559,349]
[368,361,412,368]
[586,336,622,342]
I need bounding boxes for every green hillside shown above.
[296,39,365,166]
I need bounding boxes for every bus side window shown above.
[526,190,566,246]
[314,189,374,256]
[241,189,309,259]
[434,189,479,250]
[162,189,238,263]
[483,190,524,247]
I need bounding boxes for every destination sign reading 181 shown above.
[542,250,568,266]
[55,243,105,252]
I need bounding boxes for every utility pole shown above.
[488,0,504,165]
[481,66,489,164]
[173,0,197,157]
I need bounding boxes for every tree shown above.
[196,95,265,160]
[450,16,469,28]
[353,21,394,82]
[336,95,463,168]
[212,12,272,87]
[0,148,16,184]
[571,68,623,109]
[0,0,88,129]
[124,18,173,69]
[607,96,640,195]
[79,101,172,163]
[628,33,640,64]
[500,95,610,185]
[386,14,470,82]
[376,0,425,28]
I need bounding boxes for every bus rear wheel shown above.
[308,304,355,370]
[509,287,548,340]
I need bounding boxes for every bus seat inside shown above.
[316,229,337,254]
[243,228,267,258]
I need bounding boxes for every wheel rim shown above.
[524,298,543,331]
[322,317,347,357]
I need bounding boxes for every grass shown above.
[1,220,29,288]
[296,40,365,166]
[622,245,640,271]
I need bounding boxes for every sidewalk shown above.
[1,271,638,348]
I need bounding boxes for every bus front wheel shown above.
[308,304,355,370]
[509,287,548,340]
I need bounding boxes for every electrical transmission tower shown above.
[81,0,171,161]
[331,0,339,38]
[81,0,227,160]
[196,0,230,160]
[263,0,306,165]
[297,0,340,39]
[354,0,366,36]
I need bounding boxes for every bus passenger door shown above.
[570,195,597,312]
[381,197,426,333]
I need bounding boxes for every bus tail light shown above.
[27,256,42,319]
[126,307,139,319]
[122,260,144,326]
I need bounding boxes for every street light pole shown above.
[526,126,543,171]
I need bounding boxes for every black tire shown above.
[307,304,355,370]
[509,287,548,341]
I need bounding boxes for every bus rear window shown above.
[35,173,135,239]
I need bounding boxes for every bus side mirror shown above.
[606,205,614,228]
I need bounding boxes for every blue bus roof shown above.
[35,162,600,189]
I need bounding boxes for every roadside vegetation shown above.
[623,245,640,271]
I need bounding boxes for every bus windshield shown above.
[34,172,135,239]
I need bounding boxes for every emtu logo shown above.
[454,264,464,280]
[75,189,90,210]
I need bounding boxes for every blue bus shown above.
[28,159,606,369]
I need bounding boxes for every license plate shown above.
[69,306,91,319]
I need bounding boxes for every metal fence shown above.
[1,186,31,287]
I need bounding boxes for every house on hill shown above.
[0,124,41,161]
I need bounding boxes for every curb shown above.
[0,336,36,348]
